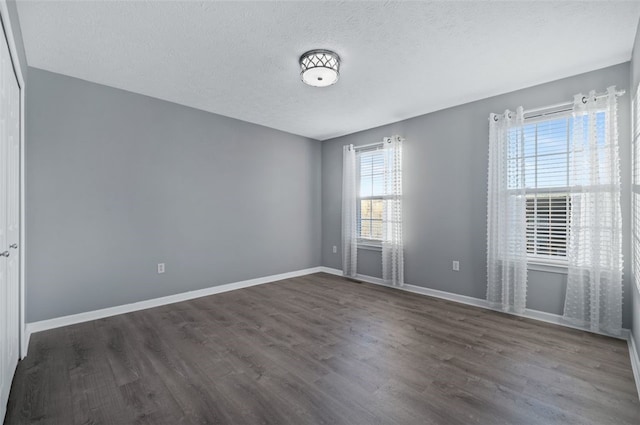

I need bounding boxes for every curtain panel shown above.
[486,107,529,314]
[382,136,404,287]
[342,144,358,277]
[563,87,623,336]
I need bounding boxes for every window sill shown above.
[527,261,568,275]
[357,243,382,252]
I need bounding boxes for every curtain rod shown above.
[352,135,401,151]
[524,89,625,118]
[491,89,626,121]
[353,141,384,151]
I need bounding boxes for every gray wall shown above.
[4,0,27,83]
[631,19,640,360]
[26,67,321,322]
[322,63,633,328]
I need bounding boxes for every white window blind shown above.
[357,148,385,243]
[633,84,640,292]
[510,116,571,263]
[509,110,609,265]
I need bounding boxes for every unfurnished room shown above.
[1,1,640,424]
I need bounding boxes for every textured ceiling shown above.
[16,1,640,140]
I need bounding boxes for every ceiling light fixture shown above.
[299,49,340,87]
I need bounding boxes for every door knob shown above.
[0,251,9,257]
[9,243,17,249]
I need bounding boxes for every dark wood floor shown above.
[4,273,639,424]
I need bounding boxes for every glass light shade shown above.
[300,49,340,87]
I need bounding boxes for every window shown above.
[343,136,403,282]
[356,148,385,244]
[634,84,640,292]
[510,111,606,265]
[515,117,572,263]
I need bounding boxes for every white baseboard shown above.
[24,266,324,352]
[20,326,30,360]
[320,266,639,399]
[628,332,640,400]
[318,266,630,340]
[23,264,639,400]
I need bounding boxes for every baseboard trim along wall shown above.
[628,333,640,401]
[318,266,631,341]
[24,264,638,399]
[318,266,638,399]
[319,266,640,399]
[27,265,633,342]
[24,266,324,353]
[21,328,29,359]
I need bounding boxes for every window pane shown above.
[371,174,384,196]
[526,193,570,257]
[523,125,536,158]
[357,148,386,241]
[514,114,583,261]
[536,118,568,156]
[359,178,372,198]
[635,78,640,292]
[360,219,371,239]
[536,153,568,188]
[361,200,372,219]
[371,199,383,220]
[370,220,382,240]
[524,157,536,189]
[359,153,373,175]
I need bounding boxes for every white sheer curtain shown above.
[563,87,623,336]
[342,144,358,277]
[486,107,528,314]
[382,136,404,286]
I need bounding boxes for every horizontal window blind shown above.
[510,116,571,261]
[509,109,611,264]
[357,148,385,241]
[526,193,569,257]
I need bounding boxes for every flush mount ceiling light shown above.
[299,49,340,87]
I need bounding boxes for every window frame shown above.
[516,108,609,271]
[633,84,640,293]
[525,189,571,267]
[517,112,573,269]
[355,146,386,248]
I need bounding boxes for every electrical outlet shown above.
[452,260,460,272]
[332,245,337,254]
[157,263,165,274]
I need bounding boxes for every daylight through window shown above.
[513,117,571,261]
[509,112,606,263]
[633,84,640,292]
[357,148,386,243]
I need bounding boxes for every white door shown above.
[0,21,20,421]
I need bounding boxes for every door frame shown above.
[0,1,26,359]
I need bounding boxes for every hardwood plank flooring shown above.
[4,272,639,424]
